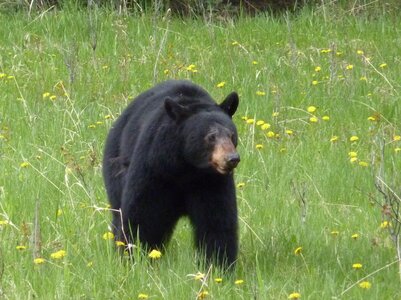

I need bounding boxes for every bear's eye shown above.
[206,133,217,143]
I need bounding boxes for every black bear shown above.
[103,80,240,268]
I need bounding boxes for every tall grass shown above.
[0,5,400,299]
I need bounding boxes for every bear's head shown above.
[165,92,240,175]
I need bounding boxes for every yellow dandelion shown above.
[357,50,364,55]
[7,75,15,79]
[50,250,66,259]
[256,90,266,96]
[266,131,275,138]
[96,121,104,125]
[236,182,245,189]
[359,281,372,289]
[294,246,303,255]
[330,136,339,142]
[360,76,367,81]
[194,272,205,281]
[16,245,27,250]
[102,231,115,240]
[115,241,126,247]
[379,63,387,69]
[246,118,255,125]
[367,116,376,121]
[256,120,265,126]
[272,112,279,117]
[322,115,330,121]
[216,81,226,88]
[42,92,51,98]
[352,233,359,240]
[380,221,390,229]
[0,220,9,226]
[56,209,63,217]
[256,144,264,150]
[393,135,401,141]
[252,60,258,65]
[49,95,57,101]
[87,261,93,267]
[241,116,248,121]
[309,116,318,123]
[279,147,286,153]
[331,230,339,236]
[138,293,149,299]
[214,277,223,283]
[285,129,294,135]
[348,151,358,158]
[197,291,209,299]
[186,64,196,71]
[349,136,359,142]
[261,123,271,130]
[34,258,45,265]
[395,148,401,153]
[88,124,96,129]
[346,64,354,70]
[352,263,363,270]
[104,114,112,119]
[234,279,244,285]
[312,80,319,86]
[314,66,321,72]
[307,106,317,113]
[350,157,358,163]
[231,41,239,46]
[358,161,369,167]
[288,292,301,299]
[148,249,162,259]
[321,49,332,54]
[163,69,169,75]
[0,73,6,79]
[20,161,30,168]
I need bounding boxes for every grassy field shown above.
[1,4,401,299]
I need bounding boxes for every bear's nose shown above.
[226,153,240,169]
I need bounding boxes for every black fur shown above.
[103,80,240,268]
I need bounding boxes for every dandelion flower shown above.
[256,90,266,96]
[379,63,387,69]
[0,220,9,226]
[359,281,372,289]
[395,148,401,153]
[360,76,367,81]
[288,292,301,299]
[234,279,244,285]
[103,231,115,240]
[215,277,223,283]
[266,131,275,138]
[352,263,363,270]
[88,124,96,129]
[314,66,321,72]
[231,41,239,46]
[357,50,364,55]
[261,123,271,130]
[163,69,169,75]
[309,116,318,123]
[351,233,359,240]
[148,249,162,259]
[350,157,358,163]
[49,95,57,101]
[346,64,354,70]
[331,230,339,236]
[312,80,319,86]
[321,49,332,54]
[322,115,330,121]
[138,293,149,299]
[358,161,369,167]
[252,60,258,65]
[294,246,303,255]
[236,182,245,189]
[246,118,255,124]
[348,151,358,158]
[256,120,265,126]
[186,64,196,71]
[307,106,317,113]
[197,291,209,299]
[380,221,390,229]
[194,272,205,281]
[330,136,339,142]
[349,136,359,142]
[0,73,6,79]
[285,129,294,135]
[50,250,66,259]
[272,112,279,117]
[57,209,63,216]
[256,144,264,150]
[34,258,45,265]
[393,135,401,141]
[20,162,30,168]
[42,92,51,98]
[216,81,226,88]
[104,114,112,119]
[115,241,126,247]
[16,245,27,250]
[367,116,376,121]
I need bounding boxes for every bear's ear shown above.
[165,97,189,121]
[220,92,239,117]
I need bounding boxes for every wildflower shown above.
[186,64,196,71]
[266,131,275,138]
[346,64,354,70]
[314,66,321,72]
[393,135,401,141]
[350,157,358,163]
[285,129,294,135]
[360,76,367,81]
[246,118,255,125]
[148,249,162,259]
[42,92,51,98]
[294,247,302,255]
[241,116,248,121]
[321,49,332,54]
[309,116,318,123]
[331,230,339,236]
[88,124,96,129]
[322,115,330,121]
[163,69,169,75]
[16,245,27,250]
[256,90,266,96]
[194,272,205,281]
[197,291,209,299]
[34,258,45,265]
[330,136,339,142]
[256,120,265,126]
[395,148,401,153]
[261,123,271,130]
[288,292,301,299]
[256,144,264,150]
[349,136,359,142]
[214,277,223,283]
[115,241,126,247]
[87,261,93,267]
[307,106,317,113]
[352,263,363,270]
[234,279,244,285]
[367,116,376,121]
[359,281,372,289]
[103,231,115,240]
[0,220,9,226]
[49,95,57,101]
[272,112,279,117]
[102,65,109,70]
[348,151,357,158]
[20,162,30,168]
[351,233,359,240]
[50,250,66,259]
[57,209,63,216]
[380,221,390,229]
[357,50,364,55]
[312,80,319,86]
[216,81,226,88]
[0,73,6,79]
[279,147,286,153]
[105,114,112,119]
[358,161,369,167]
[379,63,387,69]
[96,121,104,125]
[231,41,239,46]
[252,60,258,65]
[236,182,245,189]
[7,75,15,79]
[138,293,149,299]
[336,51,343,56]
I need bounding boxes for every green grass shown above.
[1,6,401,299]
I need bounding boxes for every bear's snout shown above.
[210,139,240,174]
[226,152,240,170]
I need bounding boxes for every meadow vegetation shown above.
[1,3,401,299]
